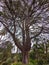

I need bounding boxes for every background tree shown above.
[0,41,13,65]
[0,0,49,64]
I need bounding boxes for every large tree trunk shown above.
[22,51,29,64]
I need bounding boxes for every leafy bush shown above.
[30,51,36,60]
[12,62,35,65]
[17,53,22,62]
[2,58,12,65]
[12,62,22,65]
[30,59,34,63]
[2,62,10,65]
[29,59,37,65]
[37,59,43,65]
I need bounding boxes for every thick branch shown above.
[0,20,23,51]
[0,21,13,36]
[22,22,25,45]
[12,34,23,51]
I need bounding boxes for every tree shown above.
[0,0,49,64]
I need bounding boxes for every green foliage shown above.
[17,53,22,62]
[37,59,43,65]
[12,62,22,65]
[6,58,12,63]
[2,62,9,65]
[29,59,37,65]
[30,51,36,60]
[0,12,3,16]
[12,62,33,65]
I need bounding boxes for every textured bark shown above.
[22,51,29,64]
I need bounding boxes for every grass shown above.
[11,62,35,65]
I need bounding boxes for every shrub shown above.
[30,51,36,60]
[37,59,43,65]
[12,62,22,65]
[17,53,22,62]
[2,62,10,65]
[29,59,37,65]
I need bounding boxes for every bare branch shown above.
[0,20,13,36]
[21,0,28,7]
[29,1,49,17]
[4,0,15,16]
[30,26,43,39]
[28,0,36,13]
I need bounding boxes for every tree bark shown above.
[22,51,29,64]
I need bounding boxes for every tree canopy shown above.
[0,0,49,64]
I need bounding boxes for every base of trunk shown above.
[22,52,29,64]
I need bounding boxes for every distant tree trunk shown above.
[22,51,29,64]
